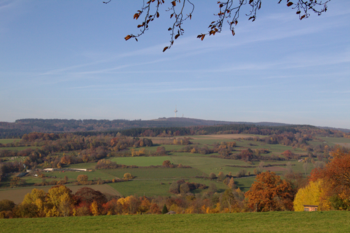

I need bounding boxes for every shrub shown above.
[95,159,118,169]
[209,172,217,180]
[162,160,171,167]
[217,172,225,181]
[123,173,133,180]
[180,183,190,194]
[77,175,89,184]
[169,181,180,194]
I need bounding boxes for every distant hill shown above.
[0,117,348,138]
[319,126,350,133]
[151,117,290,127]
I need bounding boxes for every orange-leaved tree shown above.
[245,171,294,212]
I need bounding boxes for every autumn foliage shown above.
[245,171,294,211]
[295,148,350,211]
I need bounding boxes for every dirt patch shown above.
[192,134,264,140]
[336,143,350,148]
[152,139,174,144]
[0,184,121,204]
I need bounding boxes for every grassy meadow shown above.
[0,211,349,233]
[0,139,21,144]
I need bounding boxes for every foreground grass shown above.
[1,211,349,233]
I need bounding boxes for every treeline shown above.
[1,118,348,139]
[0,118,216,138]
[76,124,346,138]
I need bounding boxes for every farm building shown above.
[303,205,318,212]
[43,168,88,172]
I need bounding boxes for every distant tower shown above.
[174,107,178,118]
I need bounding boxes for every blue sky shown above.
[0,0,349,128]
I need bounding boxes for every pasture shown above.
[318,136,350,146]
[0,211,349,233]
[0,146,39,151]
[0,139,21,144]
[111,156,172,166]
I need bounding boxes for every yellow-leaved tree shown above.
[46,185,73,217]
[293,179,330,211]
[22,188,46,217]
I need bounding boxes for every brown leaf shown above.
[133,13,139,20]
[300,15,306,20]
[156,12,160,18]
[232,30,235,36]
[287,2,293,7]
[201,35,205,41]
[296,11,301,14]
[124,35,132,41]
[175,34,180,39]
[249,0,253,4]
[163,46,168,52]
[171,1,176,7]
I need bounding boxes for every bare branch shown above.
[103,1,331,51]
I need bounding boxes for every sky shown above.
[0,0,349,128]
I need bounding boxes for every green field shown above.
[111,156,172,166]
[0,139,21,144]
[0,211,349,233]
[0,146,39,151]
[102,167,203,180]
[318,136,350,146]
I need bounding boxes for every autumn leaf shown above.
[175,34,180,39]
[124,35,132,41]
[287,2,293,7]
[232,30,235,36]
[133,13,139,20]
[171,1,176,7]
[300,15,306,20]
[163,46,168,52]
